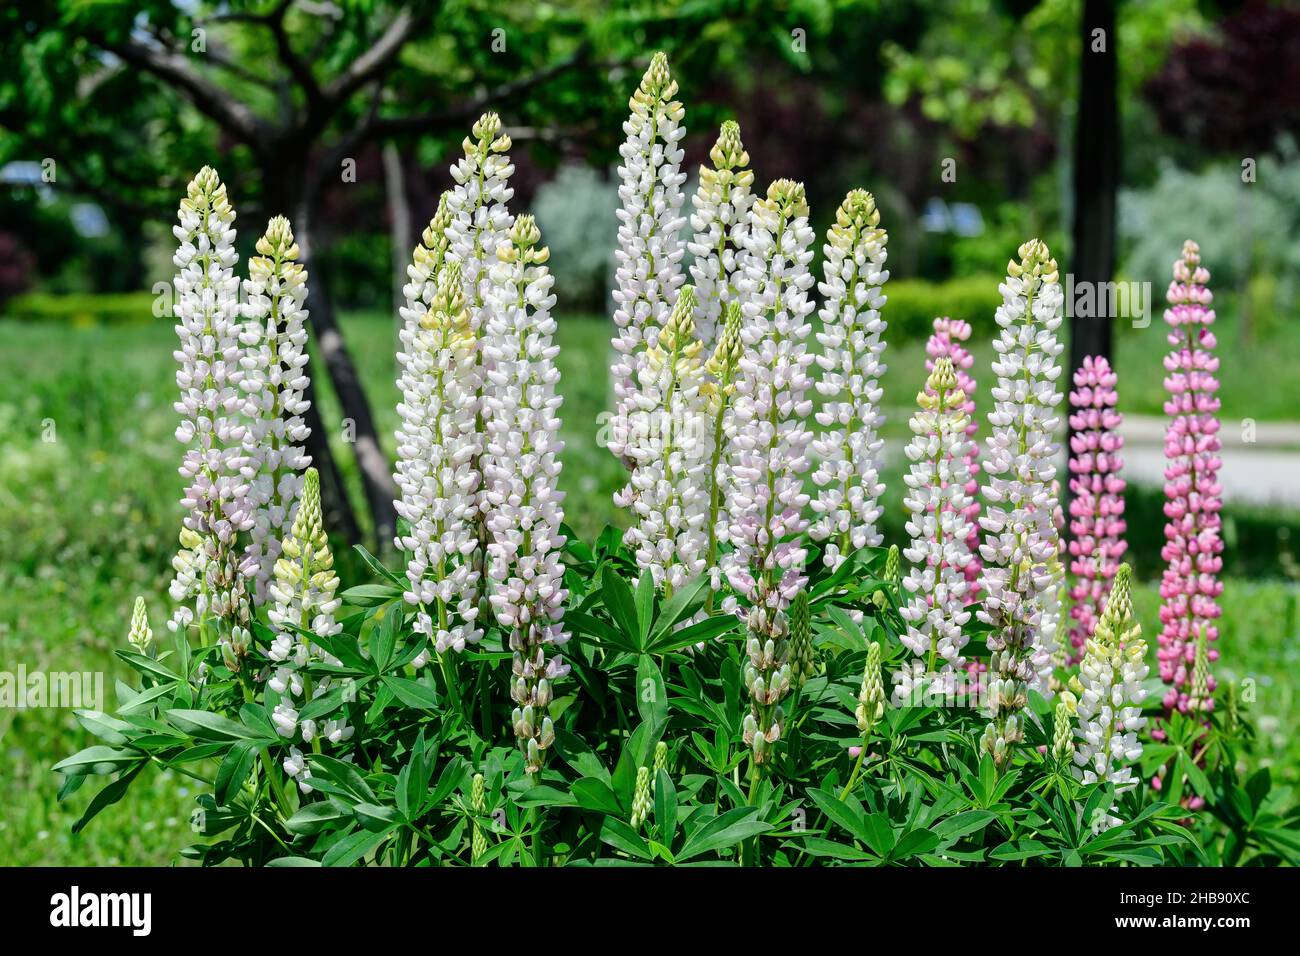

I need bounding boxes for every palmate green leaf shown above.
[648,573,710,643]
[677,807,772,861]
[808,788,868,843]
[567,610,639,655]
[644,612,741,654]
[382,674,437,710]
[799,836,877,862]
[74,709,135,745]
[309,754,378,804]
[115,649,181,684]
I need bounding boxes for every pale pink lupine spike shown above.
[925,317,981,591]
[1158,239,1223,715]
[1066,354,1127,663]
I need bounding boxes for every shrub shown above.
[3,291,159,326]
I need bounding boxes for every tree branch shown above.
[321,7,420,111]
[366,42,592,141]
[95,33,265,143]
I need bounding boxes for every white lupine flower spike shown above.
[977,239,1065,768]
[126,597,153,654]
[239,215,312,606]
[483,214,570,774]
[811,190,890,569]
[895,357,975,702]
[724,179,816,762]
[169,166,254,639]
[616,285,712,593]
[447,112,516,613]
[266,467,349,748]
[393,200,484,655]
[688,120,755,347]
[1068,564,1148,828]
[609,51,688,470]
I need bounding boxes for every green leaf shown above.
[645,612,740,654]
[649,573,709,643]
[52,745,144,777]
[635,655,666,727]
[382,674,438,710]
[370,605,400,672]
[860,812,896,858]
[165,708,271,742]
[74,709,135,745]
[599,818,653,861]
[71,764,145,834]
[808,788,867,843]
[677,807,772,861]
[634,569,655,647]
[322,826,394,867]
[571,777,623,816]
[115,650,180,684]
[340,583,403,608]
[267,856,322,867]
[601,566,640,650]
[350,544,407,587]
[214,741,256,805]
[354,803,401,832]
[654,769,678,844]
[892,828,941,860]
[286,801,349,836]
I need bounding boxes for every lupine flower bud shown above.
[631,766,653,829]
[127,597,153,654]
[789,592,815,687]
[977,239,1065,766]
[896,355,976,702]
[654,740,669,776]
[1052,701,1074,762]
[856,642,885,733]
[1188,629,1213,713]
[1158,240,1222,716]
[471,772,487,862]
[689,120,755,346]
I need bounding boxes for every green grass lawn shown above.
[1,310,1296,865]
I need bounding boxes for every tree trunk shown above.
[382,141,413,323]
[1066,0,1120,535]
[293,195,399,553]
[1069,0,1119,371]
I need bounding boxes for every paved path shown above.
[879,412,1300,509]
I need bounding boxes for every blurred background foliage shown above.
[1,0,1298,863]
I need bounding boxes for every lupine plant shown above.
[53,56,1295,868]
